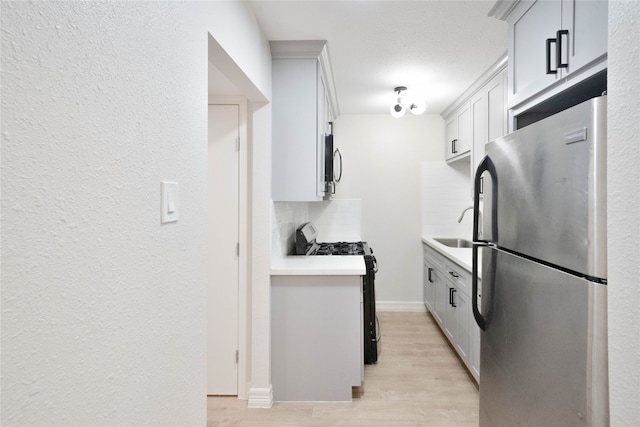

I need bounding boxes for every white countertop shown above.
[271,255,366,276]
[421,236,473,272]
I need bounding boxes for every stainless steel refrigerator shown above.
[472,96,608,426]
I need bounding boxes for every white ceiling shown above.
[210,1,508,115]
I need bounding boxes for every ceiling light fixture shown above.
[390,86,426,118]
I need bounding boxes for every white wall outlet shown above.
[161,181,179,224]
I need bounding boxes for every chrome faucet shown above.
[458,206,474,223]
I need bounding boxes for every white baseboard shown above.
[247,385,273,408]
[376,301,427,312]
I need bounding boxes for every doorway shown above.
[207,31,269,405]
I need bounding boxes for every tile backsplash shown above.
[309,199,362,243]
[272,202,308,258]
[421,161,474,238]
[272,199,362,258]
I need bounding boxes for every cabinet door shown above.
[433,274,448,328]
[454,288,470,365]
[563,0,608,75]
[510,0,562,106]
[470,91,488,198]
[445,104,471,162]
[444,116,458,161]
[487,70,507,143]
[316,65,326,198]
[272,59,323,202]
[456,103,472,156]
[423,258,434,311]
[443,285,456,341]
[469,302,481,382]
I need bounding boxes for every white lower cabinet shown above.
[423,243,480,383]
[452,287,470,365]
[271,274,363,401]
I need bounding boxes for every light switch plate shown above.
[161,181,179,224]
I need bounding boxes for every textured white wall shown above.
[607,1,640,425]
[1,1,272,424]
[334,114,444,303]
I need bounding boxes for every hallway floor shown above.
[207,311,479,426]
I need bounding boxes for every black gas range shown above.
[295,222,378,364]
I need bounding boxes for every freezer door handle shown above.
[472,155,497,331]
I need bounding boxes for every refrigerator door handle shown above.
[472,155,498,331]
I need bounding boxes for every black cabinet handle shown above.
[428,267,434,283]
[452,289,457,308]
[452,139,458,154]
[556,29,569,69]
[449,287,454,305]
[449,271,459,278]
[546,37,557,74]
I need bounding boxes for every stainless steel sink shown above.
[433,238,473,248]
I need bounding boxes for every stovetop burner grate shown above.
[315,241,365,256]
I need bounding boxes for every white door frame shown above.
[208,95,249,399]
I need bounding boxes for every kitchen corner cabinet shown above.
[271,41,338,202]
[423,243,480,382]
[492,0,607,111]
[444,103,471,162]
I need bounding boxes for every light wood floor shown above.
[207,311,479,426]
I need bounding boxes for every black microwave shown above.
[324,123,341,197]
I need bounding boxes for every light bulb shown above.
[390,102,405,118]
[409,98,427,115]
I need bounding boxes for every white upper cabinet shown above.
[271,41,339,202]
[441,54,507,200]
[471,68,507,195]
[492,0,607,111]
[564,0,608,73]
[445,103,472,162]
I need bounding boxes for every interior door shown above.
[207,104,239,395]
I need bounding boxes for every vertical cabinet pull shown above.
[546,29,569,75]
[448,288,458,307]
[451,139,458,154]
[546,37,557,74]
[428,267,434,283]
[556,29,569,69]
